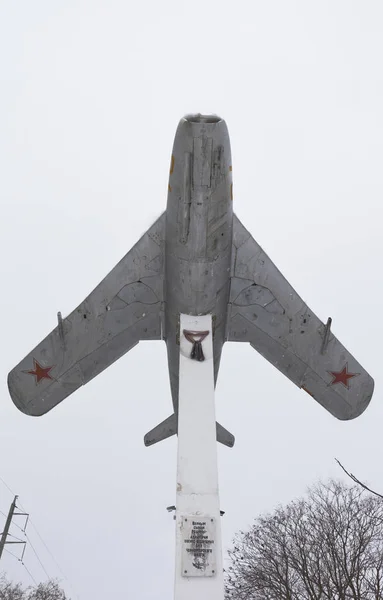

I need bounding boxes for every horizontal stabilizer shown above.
[144,414,235,448]
[144,414,177,446]
[216,421,235,448]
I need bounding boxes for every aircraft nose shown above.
[184,113,222,124]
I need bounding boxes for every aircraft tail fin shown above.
[144,414,177,447]
[216,421,235,447]
[144,414,235,448]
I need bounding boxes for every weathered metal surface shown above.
[321,316,332,355]
[7,113,374,423]
[228,215,374,420]
[8,214,166,415]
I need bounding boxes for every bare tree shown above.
[0,576,69,600]
[0,575,24,600]
[336,459,383,501]
[26,580,68,600]
[225,480,383,600]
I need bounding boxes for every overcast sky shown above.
[1,1,382,598]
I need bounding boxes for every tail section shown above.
[144,414,235,448]
[144,414,177,446]
[216,421,235,448]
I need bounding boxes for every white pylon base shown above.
[174,314,224,600]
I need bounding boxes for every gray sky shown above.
[1,1,382,598]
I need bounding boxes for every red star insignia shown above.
[329,363,359,389]
[23,359,54,384]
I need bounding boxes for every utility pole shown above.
[0,495,28,561]
[0,495,18,560]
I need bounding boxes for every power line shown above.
[5,541,39,590]
[25,516,80,600]
[10,521,25,533]
[6,545,40,589]
[20,509,71,583]
[4,544,34,588]
[0,475,16,497]
[1,510,25,533]
[0,482,59,575]
[0,484,49,583]
[0,510,24,533]
[21,561,37,585]
[25,534,50,580]
[0,477,80,598]
[2,513,39,590]
[4,547,21,560]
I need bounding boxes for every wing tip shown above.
[7,369,52,417]
[336,375,375,421]
[301,373,374,421]
[7,370,33,416]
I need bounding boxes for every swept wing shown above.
[227,214,374,420]
[8,214,165,416]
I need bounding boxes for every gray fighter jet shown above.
[7,114,374,447]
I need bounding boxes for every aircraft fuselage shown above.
[164,115,233,411]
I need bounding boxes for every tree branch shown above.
[335,459,383,500]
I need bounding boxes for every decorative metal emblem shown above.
[183,330,209,361]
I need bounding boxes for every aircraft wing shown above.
[227,214,374,420]
[8,213,166,416]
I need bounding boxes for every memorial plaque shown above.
[181,516,216,577]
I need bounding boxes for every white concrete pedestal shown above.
[174,314,224,600]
